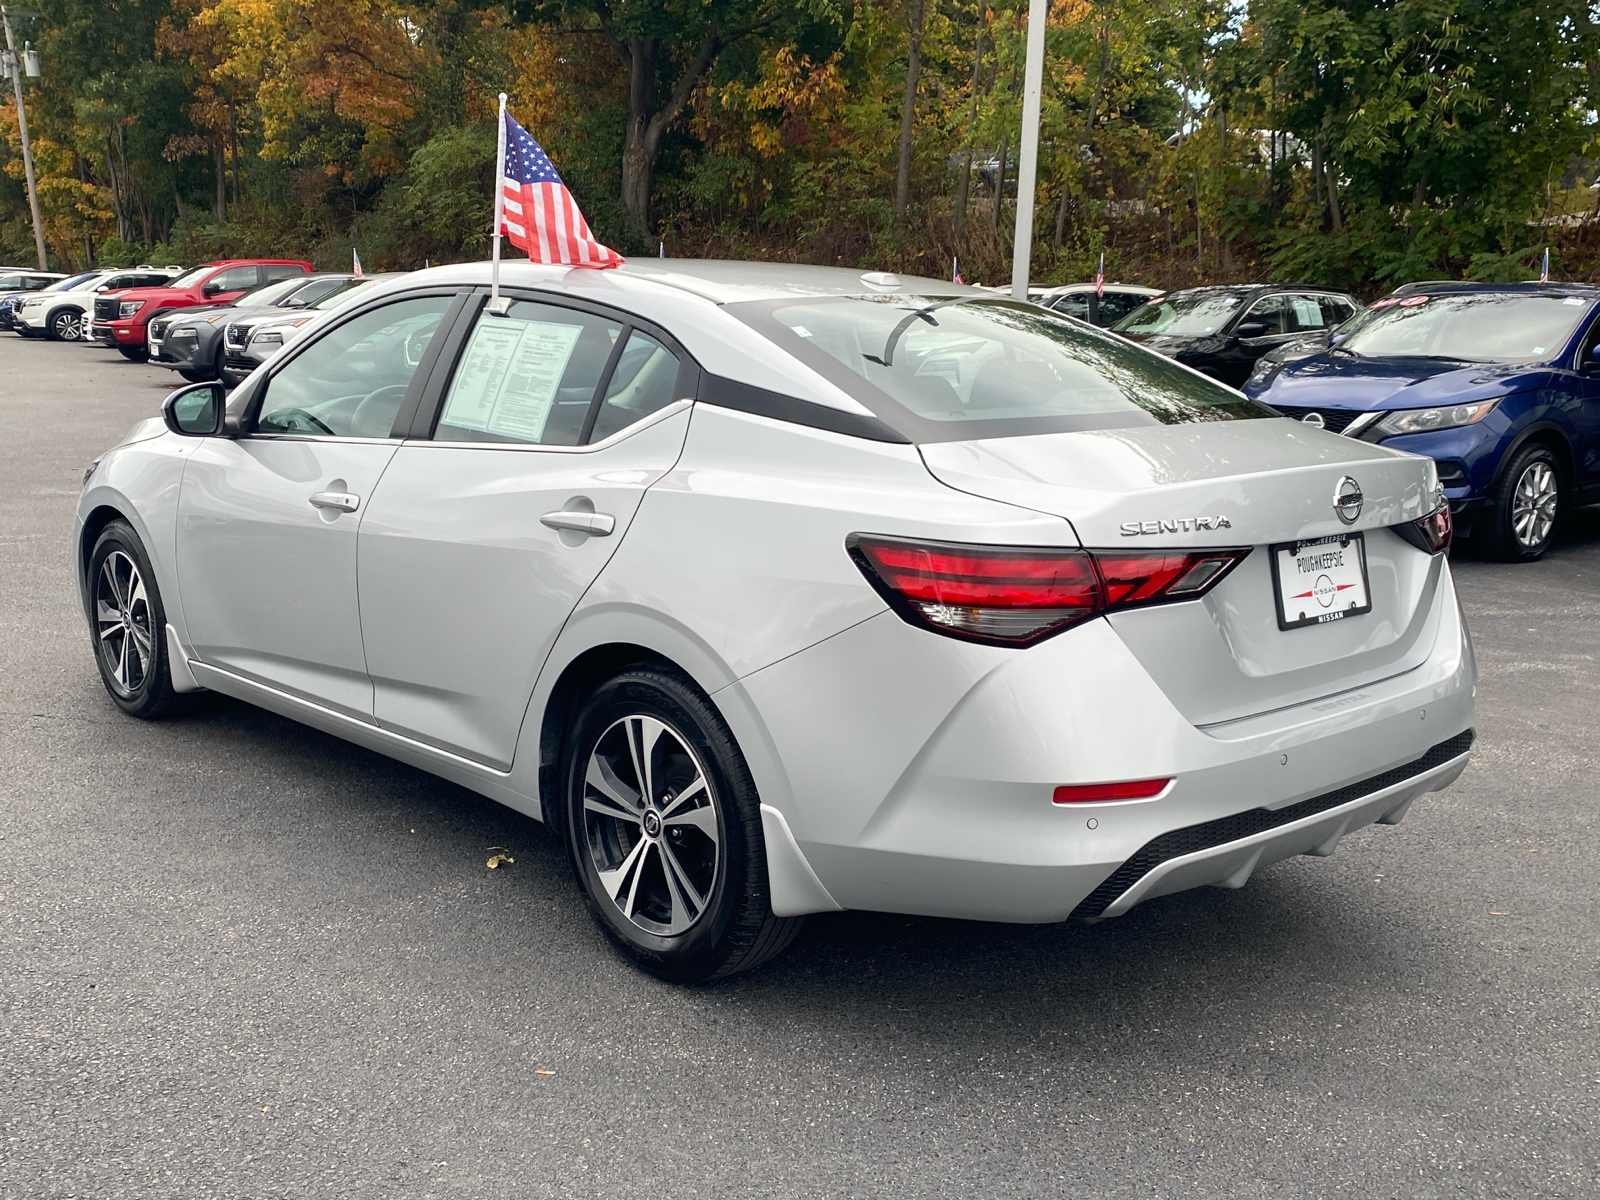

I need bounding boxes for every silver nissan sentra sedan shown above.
[75,260,1475,980]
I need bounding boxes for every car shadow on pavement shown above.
[150,686,1450,1058]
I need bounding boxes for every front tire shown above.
[48,309,83,341]
[118,344,149,362]
[1479,443,1562,562]
[563,667,803,982]
[88,521,181,718]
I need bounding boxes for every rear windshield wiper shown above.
[864,298,971,367]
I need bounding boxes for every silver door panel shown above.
[356,408,692,769]
[176,436,399,719]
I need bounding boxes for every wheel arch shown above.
[535,642,682,839]
[78,502,132,612]
[1499,421,1574,491]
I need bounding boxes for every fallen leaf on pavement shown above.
[486,846,514,869]
[535,1068,556,1075]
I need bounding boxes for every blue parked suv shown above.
[1246,281,1600,561]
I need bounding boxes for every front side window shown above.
[1340,293,1592,362]
[206,265,260,294]
[256,295,452,438]
[434,301,622,446]
[1240,295,1288,336]
[234,277,316,310]
[730,295,1271,442]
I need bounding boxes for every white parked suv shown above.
[17,265,184,341]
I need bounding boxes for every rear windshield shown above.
[729,295,1271,442]
[1339,292,1592,362]
[1112,290,1250,337]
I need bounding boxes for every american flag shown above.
[1093,252,1104,299]
[499,110,622,268]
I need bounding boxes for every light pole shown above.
[1,6,47,270]
[1009,0,1046,300]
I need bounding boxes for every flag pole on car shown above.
[490,91,509,314]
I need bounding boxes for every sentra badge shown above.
[1119,516,1233,536]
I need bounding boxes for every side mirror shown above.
[1584,345,1600,371]
[162,382,224,436]
[1235,321,1269,338]
[1327,329,1349,347]
[201,280,223,296]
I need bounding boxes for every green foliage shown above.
[2,0,1597,288]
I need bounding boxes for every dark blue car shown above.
[1246,281,1600,561]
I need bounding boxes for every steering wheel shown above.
[263,408,335,435]
[350,384,411,438]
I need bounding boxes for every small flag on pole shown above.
[1094,252,1104,299]
[1540,247,1549,283]
[352,248,363,278]
[497,107,622,269]
[952,256,964,285]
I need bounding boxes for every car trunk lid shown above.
[920,418,1449,726]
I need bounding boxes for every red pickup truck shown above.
[91,258,314,361]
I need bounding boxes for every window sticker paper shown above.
[439,317,584,441]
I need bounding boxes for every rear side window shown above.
[263,263,308,282]
[589,330,681,442]
[729,295,1272,442]
[1320,297,1355,326]
[434,301,622,446]
[1287,295,1328,332]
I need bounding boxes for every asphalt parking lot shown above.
[2,334,1596,1199]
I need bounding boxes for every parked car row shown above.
[0,257,414,386]
[1014,278,1590,563]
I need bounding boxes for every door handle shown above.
[540,510,615,537]
[309,491,361,513]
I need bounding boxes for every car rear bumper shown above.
[731,558,1475,923]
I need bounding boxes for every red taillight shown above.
[1407,503,1453,554]
[848,535,1250,646]
[1053,778,1171,804]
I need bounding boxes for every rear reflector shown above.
[848,534,1251,646]
[1053,778,1171,804]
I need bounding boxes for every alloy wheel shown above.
[1511,460,1558,549]
[53,311,82,340]
[95,550,153,697]
[581,714,722,937]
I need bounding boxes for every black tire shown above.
[177,367,212,383]
[48,309,81,341]
[562,666,803,982]
[87,520,182,719]
[1478,442,1563,562]
[118,344,150,362]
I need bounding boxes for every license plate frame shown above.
[1270,532,1372,631]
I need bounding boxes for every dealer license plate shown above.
[1271,533,1372,630]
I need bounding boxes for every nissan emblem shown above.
[1333,475,1363,524]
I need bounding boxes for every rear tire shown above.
[1479,442,1562,562]
[563,666,803,982]
[87,521,182,719]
